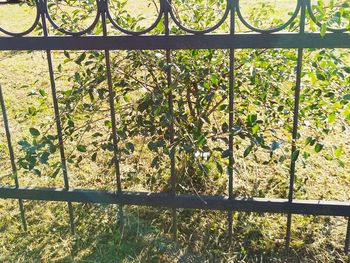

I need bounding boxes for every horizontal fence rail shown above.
[0,0,350,254]
[1,34,350,50]
[1,186,350,217]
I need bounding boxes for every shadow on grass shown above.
[0,200,348,262]
[1,201,193,262]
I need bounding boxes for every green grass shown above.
[0,1,350,262]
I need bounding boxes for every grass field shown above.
[0,1,350,262]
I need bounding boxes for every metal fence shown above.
[0,0,349,253]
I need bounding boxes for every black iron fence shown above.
[0,0,349,253]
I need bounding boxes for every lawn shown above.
[0,1,349,262]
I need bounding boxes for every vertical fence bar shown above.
[286,0,306,251]
[39,0,75,234]
[228,0,236,245]
[164,0,177,239]
[100,0,124,228]
[345,218,350,253]
[0,84,27,231]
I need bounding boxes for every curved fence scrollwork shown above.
[0,0,350,36]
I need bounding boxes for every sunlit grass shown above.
[0,1,349,262]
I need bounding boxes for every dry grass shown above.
[0,1,349,262]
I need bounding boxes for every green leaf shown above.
[92,132,103,138]
[74,72,81,83]
[148,140,165,151]
[29,128,40,137]
[247,114,257,125]
[28,106,37,116]
[125,142,135,153]
[104,120,112,128]
[315,143,324,153]
[67,120,75,128]
[91,152,97,161]
[33,169,41,176]
[306,137,316,146]
[216,161,223,174]
[77,145,87,152]
[316,71,326,80]
[271,140,282,151]
[230,125,241,136]
[324,154,333,161]
[221,149,231,158]
[138,98,152,112]
[343,67,350,73]
[18,140,31,149]
[334,147,343,158]
[328,113,336,123]
[222,123,229,133]
[52,168,61,177]
[199,163,209,174]
[124,94,131,102]
[64,50,70,59]
[338,159,345,168]
[148,142,155,151]
[39,152,50,164]
[39,89,47,97]
[292,150,300,162]
[74,52,86,65]
[151,156,160,168]
[251,124,259,136]
[106,143,114,152]
[303,151,310,160]
[197,135,207,147]
[28,156,36,170]
[243,145,252,158]
[210,75,219,85]
[320,23,327,37]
